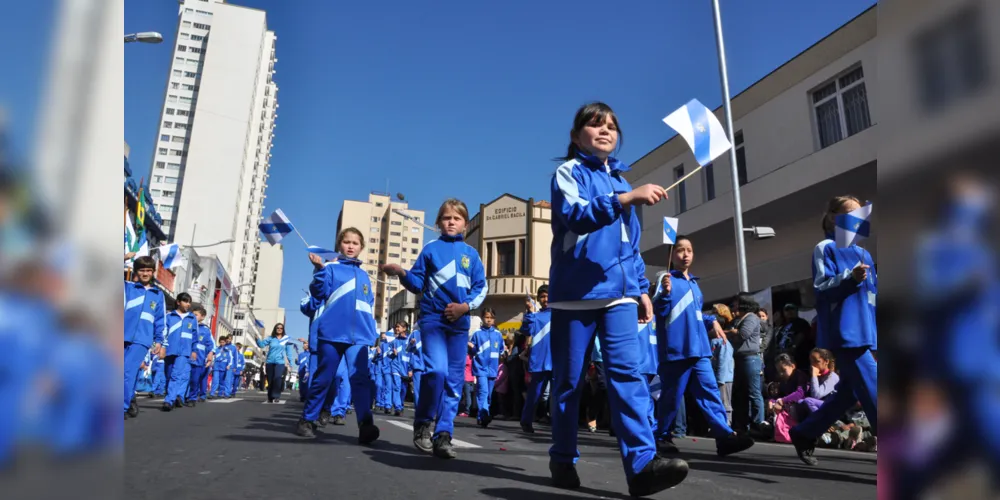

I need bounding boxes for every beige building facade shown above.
[465,194,552,335]
[337,192,425,332]
[630,7,878,311]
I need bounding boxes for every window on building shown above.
[389,253,400,258]
[165,108,175,115]
[151,189,161,196]
[167,95,178,103]
[164,176,179,185]
[193,23,210,30]
[182,21,192,27]
[371,216,379,222]
[189,47,203,54]
[163,121,172,128]
[370,227,379,233]
[190,35,205,42]
[179,96,193,104]
[170,82,180,89]
[369,238,377,244]
[375,202,383,207]
[155,161,165,169]
[812,66,872,149]
[174,57,184,64]
[913,7,988,111]
[184,71,198,78]
[497,241,515,276]
[158,148,168,155]
[390,231,401,237]
[704,163,716,201]
[166,163,181,170]
[234,313,245,321]
[391,221,402,226]
[519,239,527,276]
[390,242,400,248]
[369,248,377,254]
[734,131,748,186]
[177,45,187,52]
[674,165,687,213]
[160,134,170,142]
[170,150,183,156]
[176,109,191,116]
[182,84,196,91]
[410,227,420,233]
[410,248,418,255]
[174,123,188,130]
[172,136,185,143]
[153,175,163,183]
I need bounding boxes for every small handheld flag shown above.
[662,98,732,167]
[306,245,344,262]
[662,217,679,245]
[259,209,294,245]
[157,243,187,270]
[835,203,872,248]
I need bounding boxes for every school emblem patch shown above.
[150,301,157,310]
[363,284,369,296]
[461,255,470,270]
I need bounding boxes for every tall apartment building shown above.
[146,0,278,316]
[337,193,426,331]
[631,6,877,308]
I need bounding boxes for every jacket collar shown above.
[669,269,699,281]
[576,150,631,174]
[439,233,464,243]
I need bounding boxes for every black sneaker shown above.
[127,399,140,418]
[160,403,173,412]
[627,455,689,498]
[199,398,207,403]
[413,421,433,453]
[173,399,184,409]
[521,421,535,433]
[358,418,380,445]
[332,415,346,426]
[394,410,403,417]
[432,432,457,459]
[479,414,493,429]
[184,400,196,408]
[716,433,754,457]
[549,461,581,489]
[346,407,354,415]
[208,395,217,400]
[296,419,317,438]
[383,408,391,415]
[790,429,818,466]
[655,439,680,454]
[318,410,331,428]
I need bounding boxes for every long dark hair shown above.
[271,323,285,338]
[734,293,759,316]
[558,102,623,161]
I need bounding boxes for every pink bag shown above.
[773,410,797,443]
[495,363,509,394]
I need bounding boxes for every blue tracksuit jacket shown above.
[390,335,410,375]
[296,350,310,377]
[549,151,651,303]
[407,330,425,372]
[256,336,294,365]
[654,270,712,362]
[123,281,166,348]
[522,309,553,373]
[164,311,198,358]
[470,326,504,377]
[812,237,877,350]
[233,344,245,371]
[191,324,215,367]
[399,233,487,333]
[309,260,379,347]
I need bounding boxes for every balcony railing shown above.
[486,276,548,297]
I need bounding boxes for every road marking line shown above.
[384,420,482,449]
[209,398,243,403]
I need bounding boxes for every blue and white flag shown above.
[835,203,872,248]
[662,98,732,167]
[157,243,187,270]
[662,216,679,245]
[306,245,343,261]
[254,319,265,329]
[259,208,294,245]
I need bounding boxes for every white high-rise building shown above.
[146,0,278,313]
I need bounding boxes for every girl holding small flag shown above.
[382,198,487,459]
[295,227,380,444]
[790,195,878,466]
[547,102,687,497]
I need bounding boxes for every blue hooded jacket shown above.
[123,281,166,348]
[163,311,198,358]
[812,237,877,351]
[654,270,712,362]
[399,233,487,333]
[407,330,425,372]
[389,334,410,375]
[191,324,215,367]
[549,152,651,303]
[521,309,552,373]
[470,326,504,377]
[309,260,378,346]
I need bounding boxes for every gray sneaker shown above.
[413,421,433,453]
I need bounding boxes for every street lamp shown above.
[185,239,235,249]
[743,226,776,240]
[124,32,163,44]
[392,193,438,233]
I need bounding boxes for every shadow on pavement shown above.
[480,486,617,500]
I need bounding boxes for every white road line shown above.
[209,398,243,403]
[384,419,482,449]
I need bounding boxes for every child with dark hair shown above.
[470,308,504,428]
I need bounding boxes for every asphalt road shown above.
[125,390,877,500]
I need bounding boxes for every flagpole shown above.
[711,0,750,293]
[292,226,310,248]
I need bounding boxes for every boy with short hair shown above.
[124,256,165,420]
[162,292,198,411]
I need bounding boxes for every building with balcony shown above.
[387,290,419,333]
[465,194,552,334]
[336,192,426,332]
[631,6,877,311]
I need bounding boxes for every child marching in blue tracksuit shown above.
[124,256,165,419]
[230,343,245,395]
[547,102,687,496]
[407,324,425,408]
[295,227,380,444]
[209,337,230,398]
[653,237,754,456]
[389,322,410,415]
[790,196,878,466]
[187,304,215,403]
[469,309,504,428]
[382,198,487,459]
[377,332,393,412]
[161,292,198,411]
[521,285,552,433]
[297,342,311,402]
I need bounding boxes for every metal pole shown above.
[711,0,749,293]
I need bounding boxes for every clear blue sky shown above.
[2,0,876,343]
